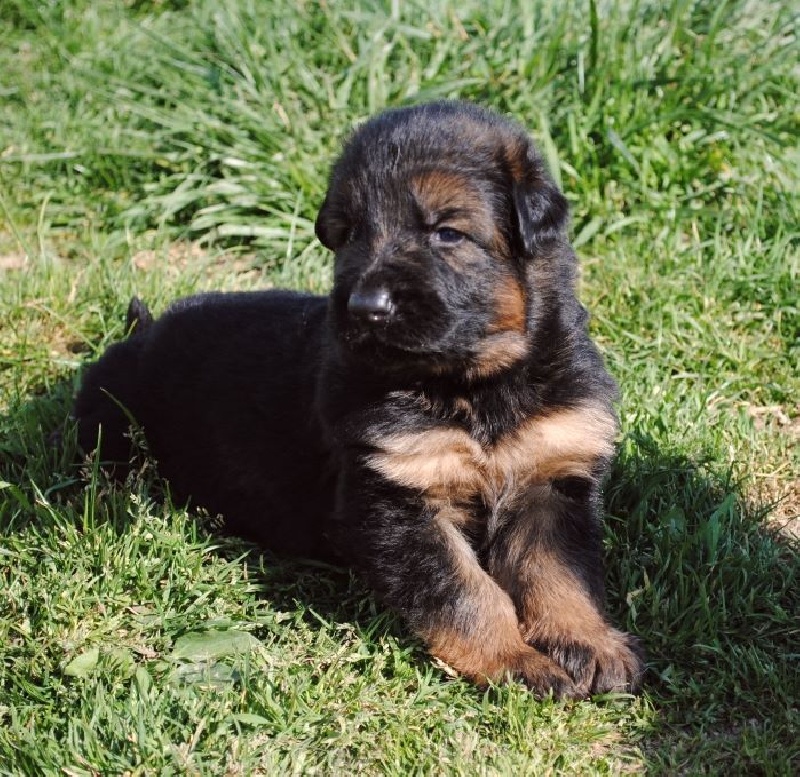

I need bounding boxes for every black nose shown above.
[347,288,395,323]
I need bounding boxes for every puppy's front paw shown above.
[510,647,582,700]
[427,631,580,699]
[531,628,645,697]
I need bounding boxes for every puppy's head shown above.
[316,101,570,379]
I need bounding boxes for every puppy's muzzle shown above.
[347,288,395,324]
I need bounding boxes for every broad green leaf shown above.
[63,647,100,678]
[169,629,262,661]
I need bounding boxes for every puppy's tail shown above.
[74,297,152,472]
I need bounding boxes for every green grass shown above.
[1,0,798,773]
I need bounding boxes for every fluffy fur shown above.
[74,101,644,698]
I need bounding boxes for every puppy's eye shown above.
[433,227,465,244]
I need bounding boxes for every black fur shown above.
[74,101,644,698]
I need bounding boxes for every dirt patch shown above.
[0,253,27,270]
[16,301,89,359]
[132,241,207,271]
[744,404,800,539]
[131,241,260,285]
[746,404,796,433]
[762,477,800,539]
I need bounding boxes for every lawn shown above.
[1,0,797,773]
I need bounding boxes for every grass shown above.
[1,0,797,773]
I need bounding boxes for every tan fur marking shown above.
[421,510,570,688]
[488,277,527,335]
[493,403,617,483]
[410,170,485,217]
[518,548,641,691]
[453,397,474,417]
[367,428,485,498]
[504,138,530,183]
[517,549,608,644]
[409,171,498,249]
[434,506,501,587]
[467,331,530,379]
[428,498,473,530]
[365,402,617,502]
[425,626,572,687]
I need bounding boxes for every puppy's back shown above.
[74,291,334,556]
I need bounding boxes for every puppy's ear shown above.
[510,142,569,256]
[315,196,348,251]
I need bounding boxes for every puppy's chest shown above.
[363,399,617,507]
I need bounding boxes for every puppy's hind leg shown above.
[73,298,152,473]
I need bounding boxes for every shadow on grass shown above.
[604,433,798,771]
[1,383,797,771]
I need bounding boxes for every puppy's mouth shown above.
[342,317,433,355]
[337,311,453,372]
[338,306,531,382]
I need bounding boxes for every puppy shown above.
[74,101,644,699]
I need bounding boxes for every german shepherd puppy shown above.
[74,102,644,699]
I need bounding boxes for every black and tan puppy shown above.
[74,101,644,699]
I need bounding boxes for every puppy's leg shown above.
[75,297,152,470]
[74,337,145,471]
[488,483,645,697]
[337,467,578,698]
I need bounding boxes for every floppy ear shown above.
[511,144,569,256]
[315,196,349,251]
